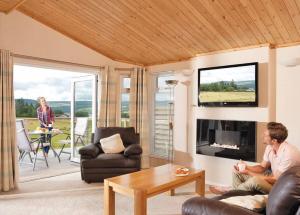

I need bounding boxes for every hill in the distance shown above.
[18,98,37,105]
[15,98,92,114]
[235,80,255,89]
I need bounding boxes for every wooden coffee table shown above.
[104,163,205,215]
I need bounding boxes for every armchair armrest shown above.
[182,197,258,215]
[79,143,102,159]
[124,144,143,157]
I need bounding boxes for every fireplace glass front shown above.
[196,119,256,161]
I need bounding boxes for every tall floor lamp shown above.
[165,80,178,162]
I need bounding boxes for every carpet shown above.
[0,172,215,215]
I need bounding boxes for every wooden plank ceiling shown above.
[0,0,26,13]
[1,0,300,66]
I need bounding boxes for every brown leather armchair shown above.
[78,127,142,183]
[182,166,300,215]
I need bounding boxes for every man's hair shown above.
[267,122,288,143]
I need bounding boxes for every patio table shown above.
[28,128,63,163]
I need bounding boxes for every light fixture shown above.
[165,80,179,85]
[280,57,300,67]
[165,79,178,162]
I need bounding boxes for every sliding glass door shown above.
[70,75,97,162]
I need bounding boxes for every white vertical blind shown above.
[152,74,175,158]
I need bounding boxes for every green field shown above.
[20,118,92,149]
[199,91,255,102]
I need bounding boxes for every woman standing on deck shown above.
[37,97,55,157]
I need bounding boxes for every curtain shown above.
[97,66,119,127]
[129,68,149,154]
[0,49,18,192]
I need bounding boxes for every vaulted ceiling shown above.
[1,0,300,66]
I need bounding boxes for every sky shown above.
[200,65,256,84]
[14,65,93,101]
[14,65,173,102]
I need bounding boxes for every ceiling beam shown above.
[6,0,27,14]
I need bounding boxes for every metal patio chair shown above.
[58,117,88,159]
[16,119,49,170]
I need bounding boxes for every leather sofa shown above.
[182,166,300,215]
[78,127,142,183]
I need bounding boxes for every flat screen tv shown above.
[198,62,258,107]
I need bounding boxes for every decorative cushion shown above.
[220,194,268,212]
[100,134,125,154]
[124,144,143,156]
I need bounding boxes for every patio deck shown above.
[19,149,80,182]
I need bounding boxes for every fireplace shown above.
[196,119,256,161]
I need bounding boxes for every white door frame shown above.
[71,75,97,163]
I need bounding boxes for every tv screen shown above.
[198,62,258,107]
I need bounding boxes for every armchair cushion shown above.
[124,144,143,157]
[81,153,139,169]
[100,133,125,154]
[79,143,102,158]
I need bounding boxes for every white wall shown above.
[0,11,135,69]
[148,47,273,185]
[276,45,300,149]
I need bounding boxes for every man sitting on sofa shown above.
[210,122,300,194]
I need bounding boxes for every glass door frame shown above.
[70,75,97,163]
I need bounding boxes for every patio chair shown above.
[58,117,88,159]
[16,119,49,170]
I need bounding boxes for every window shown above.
[152,74,176,157]
[120,76,130,127]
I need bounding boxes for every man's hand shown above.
[233,164,249,174]
[262,175,277,185]
[239,168,249,175]
[233,164,238,173]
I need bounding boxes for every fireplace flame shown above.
[210,143,240,150]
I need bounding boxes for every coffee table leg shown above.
[167,189,175,196]
[196,172,205,197]
[104,180,115,215]
[134,190,147,215]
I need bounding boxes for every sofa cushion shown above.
[182,197,258,215]
[100,133,125,154]
[221,195,268,213]
[213,190,262,201]
[81,153,139,169]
